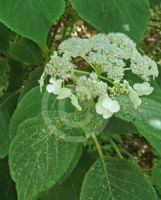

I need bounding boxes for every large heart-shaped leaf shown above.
[0,0,65,48]
[70,0,150,42]
[80,157,157,200]
[9,114,82,200]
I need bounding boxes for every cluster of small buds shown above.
[108,81,129,96]
[75,73,108,99]
[131,53,158,81]
[40,33,158,119]
[44,52,75,80]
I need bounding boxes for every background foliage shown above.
[0,0,161,200]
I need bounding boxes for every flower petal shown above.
[95,101,104,115]
[102,110,113,119]
[129,89,141,109]
[57,88,72,99]
[46,84,55,93]
[70,94,82,111]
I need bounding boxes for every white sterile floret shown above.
[128,88,142,109]
[76,73,108,99]
[133,82,153,96]
[58,37,91,58]
[107,32,137,59]
[96,94,120,119]
[45,52,75,80]
[46,78,82,111]
[131,53,159,81]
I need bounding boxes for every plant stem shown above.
[74,69,91,76]
[92,134,104,159]
[110,138,124,159]
[83,57,97,71]
[124,68,131,71]
[92,134,115,200]
[74,69,114,84]
[98,75,113,84]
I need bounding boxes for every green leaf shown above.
[9,86,73,140]
[70,0,150,43]
[9,87,44,140]
[80,157,157,200]
[104,117,137,136]
[0,0,65,48]
[7,59,25,93]
[9,38,44,65]
[0,22,9,53]
[0,93,17,158]
[19,67,43,100]
[152,165,161,188]
[0,158,17,199]
[9,114,82,200]
[149,0,161,6]
[0,58,9,97]
[42,151,95,200]
[0,60,24,158]
[59,100,105,139]
[115,96,161,156]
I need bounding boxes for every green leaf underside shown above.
[0,0,65,48]
[9,114,82,200]
[70,0,150,43]
[80,157,157,200]
[115,95,161,156]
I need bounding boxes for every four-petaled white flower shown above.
[133,82,153,96]
[128,89,142,109]
[95,94,120,119]
[46,78,82,111]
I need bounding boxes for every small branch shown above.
[110,138,124,159]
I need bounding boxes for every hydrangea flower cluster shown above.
[40,33,158,119]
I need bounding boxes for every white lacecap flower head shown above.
[41,32,159,118]
[96,94,120,119]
